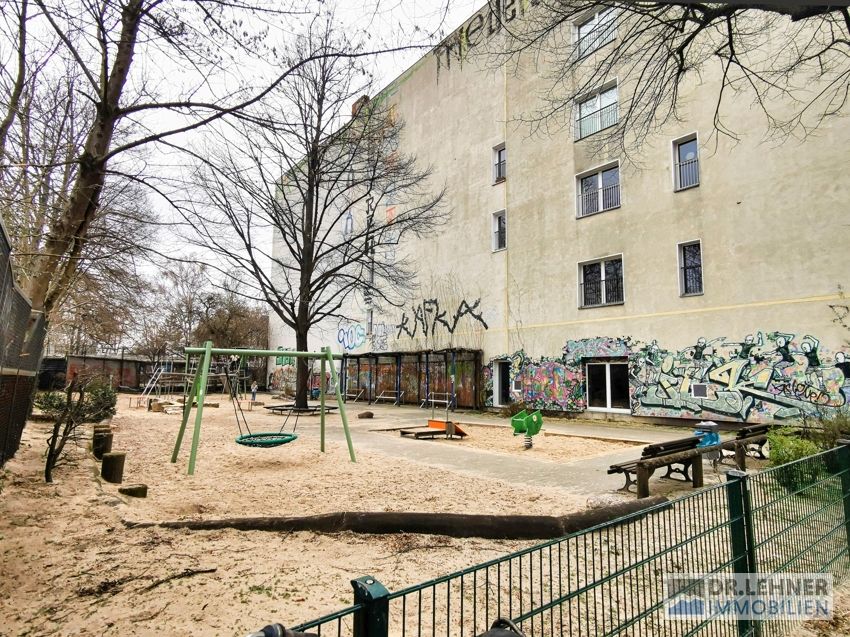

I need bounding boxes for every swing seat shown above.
[235,432,298,448]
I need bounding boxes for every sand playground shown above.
[0,397,758,636]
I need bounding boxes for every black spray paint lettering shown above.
[433,0,540,75]
[396,299,489,339]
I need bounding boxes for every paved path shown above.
[291,403,714,496]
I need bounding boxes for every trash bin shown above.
[694,421,720,461]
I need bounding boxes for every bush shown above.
[767,427,824,491]
[84,381,117,422]
[33,391,67,418]
[808,407,850,451]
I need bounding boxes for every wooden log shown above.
[118,484,148,498]
[123,497,671,539]
[92,432,113,460]
[92,425,112,438]
[101,452,126,484]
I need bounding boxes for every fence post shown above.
[352,576,389,637]
[836,440,850,552]
[726,469,758,637]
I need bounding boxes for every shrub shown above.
[84,381,117,422]
[767,427,824,491]
[33,391,67,418]
[808,407,850,451]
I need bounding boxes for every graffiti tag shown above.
[395,298,488,340]
[338,324,367,351]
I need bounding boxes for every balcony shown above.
[580,278,624,308]
[576,102,618,140]
[675,158,700,190]
[577,183,621,217]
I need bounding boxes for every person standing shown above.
[251,380,258,401]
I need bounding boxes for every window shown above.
[690,383,708,399]
[580,256,623,307]
[674,135,700,190]
[679,241,703,296]
[493,144,506,182]
[576,85,618,140]
[367,309,374,335]
[586,361,630,411]
[492,210,506,251]
[577,9,615,57]
[577,164,620,217]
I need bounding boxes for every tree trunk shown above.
[295,324,309,409]
[124,498,671,539]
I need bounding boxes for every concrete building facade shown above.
[271,4,850,424]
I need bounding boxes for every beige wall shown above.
[271,7,850,421]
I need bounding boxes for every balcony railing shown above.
[681,264,703,295]
[494,159,506,181]
[580,277,624,307]
[576,102,618,140]
[577,22,615,58]
[675,157,700,190]
[577,183,621,217]
[493,228,506,250]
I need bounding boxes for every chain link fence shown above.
[0,219,45,467]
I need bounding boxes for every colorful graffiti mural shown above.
[482,332,849,423]
[630,332,848,422]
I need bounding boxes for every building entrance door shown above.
[494,361,511,407]
[586,361,630,412]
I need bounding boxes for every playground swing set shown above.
[171,342,356,474]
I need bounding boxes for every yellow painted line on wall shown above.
[492,293,844,333]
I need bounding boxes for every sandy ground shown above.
[3,397,844,637]
[0,397,591,636]
[377,422,640,462]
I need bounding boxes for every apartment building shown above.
[270,4,850,423]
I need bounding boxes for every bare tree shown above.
[476,2,850,156]
[0,0,451,342]
[186,18,447,407]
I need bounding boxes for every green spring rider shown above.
[511,410,543,449]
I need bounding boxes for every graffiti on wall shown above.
[395,298,488,339]
[630,332,849,422]
[338,324,367,351]
[482,331,850,423]
[371,323,391,352]
[563,337,633,365]
[433,0,540,77]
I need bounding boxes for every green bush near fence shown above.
[768,427,824,491]
[34,381,117,423]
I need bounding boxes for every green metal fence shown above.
[288,444,850,637]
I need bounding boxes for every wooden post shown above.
[101,452,126,483]
[325,347,356,462]
[188,340,213,475]
[637,464,651,499]
[691,454,704,488]
[734,444,747,470]
[93,432,113,460]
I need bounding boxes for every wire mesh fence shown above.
[289,446,850,637]
[0,219,44,467]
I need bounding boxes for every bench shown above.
[720,424,771,462]
[345,388,365,403]
[373,390,405,405]
[608,435,703,492]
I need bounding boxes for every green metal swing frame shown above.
[171,341,355,474]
